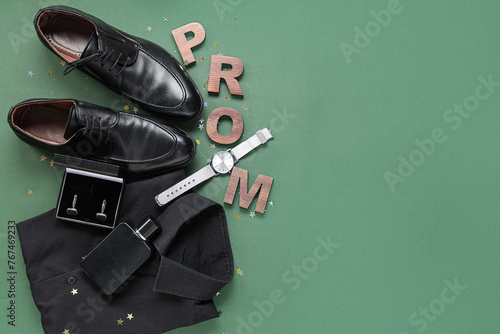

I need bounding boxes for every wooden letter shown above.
[208,55,244,95]
[224,167,274,213]
[171,22,206,65]
[206,107,244,144]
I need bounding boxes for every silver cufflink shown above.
[67,194,78,216]
[96,199,107,221]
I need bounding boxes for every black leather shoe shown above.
[7,99,196,176]
[34,6,203,121]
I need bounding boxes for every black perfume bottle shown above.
[81,216,161,295]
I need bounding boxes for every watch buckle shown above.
[256,131,267,144]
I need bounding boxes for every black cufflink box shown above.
[54,154,125,229]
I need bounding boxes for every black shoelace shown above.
[63,48,130,76]
[82,115,111,145]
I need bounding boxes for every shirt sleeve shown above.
[152,193,234,300]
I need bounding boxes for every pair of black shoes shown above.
[8,6,203,176]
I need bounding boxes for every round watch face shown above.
[211,151,235,174]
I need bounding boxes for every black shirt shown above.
[17,170,234,334]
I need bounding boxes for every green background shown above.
[1,0,499,333]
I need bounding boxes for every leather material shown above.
[38,10,95,62]
[7,99,196,176]
[34,6,203,121]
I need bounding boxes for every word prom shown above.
[172,22,274,213]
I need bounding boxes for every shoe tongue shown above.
[81,31,99,58]
[64,105,82,139]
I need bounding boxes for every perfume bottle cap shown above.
[136,216,161,241]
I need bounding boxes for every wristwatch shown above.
[155,127,273,206]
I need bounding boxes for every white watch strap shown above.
[231,127,273,161]
[155,165,216,206]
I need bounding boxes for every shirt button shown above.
[67,277,77,285]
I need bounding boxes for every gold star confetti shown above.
[163,15,169,21]
[63,330,70,334]
[269,201,274,207]
[202,83,208,90]
[49,160,54,166]
[233,16,238,21]
[124,105,130,111]
[224,96,230,101]
[236,215,242,221]
[117,319,124,325]
[40,154,47,161]
[195,139,201,145]
[236,268,244,276]
[146,26,152,32]
[216,291,221,296]
[183,59,189,66]
[127,313,134,320]
[81,256,86,260]
[242,105,249,110]
[71,289,78,295]
[28,189,34,196]
[60,61,66,66]
[219,11,226,17]
[213,41,219,47]
[47,71,53,76]
[217,52,224,56]
[197,56,205,62]
[249,212,256,218]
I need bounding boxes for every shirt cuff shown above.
[152,193,234,300]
